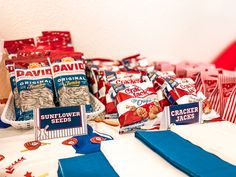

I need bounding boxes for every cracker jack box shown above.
[34,105,87,140]
[160,102,203,130]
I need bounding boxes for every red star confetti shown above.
[0,154,5,161]
[24,171,34,177]
[62,138,78,146]
[90,136,106,144]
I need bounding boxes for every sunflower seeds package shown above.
[15,56,55,120]
[5,60,22,120]
[49,52,92,112]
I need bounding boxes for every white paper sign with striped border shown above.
[34,105,87,141]
[160,102,203,130]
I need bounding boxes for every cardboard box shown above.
[0,50,11,103]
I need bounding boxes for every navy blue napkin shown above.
[58,152,119,177]
[0,118,10,128]
[135,130,236,177]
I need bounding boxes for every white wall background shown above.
[0,0,236,63]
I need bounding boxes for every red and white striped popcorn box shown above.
[186,68,203,82]
[201,69,219,98]
[154,61,170,71]
[218,73,236,116]
[195,63,216,69]
[160,63,175,72]
[222,69,236,77]
[208,83,220,114]
[192,65,216,93]
[194,72,204,93]
[175,63,187,78]
[222,86,236,123]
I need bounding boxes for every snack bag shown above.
[173,78,198,104]
[42,31,71,44]
[114,82,162,133]
[145,71,172,108]
[155,75,219,120]
[175,78,219,120]
[15,56,55,120]
[50,52,92,112]
[37,36,68,49]
[4,38,35,57]
[85,58,121,99]
[17,45,51,57]
[104,70,142,116]
[122,54,141,71]
[85,64,99,98]
[147,71,178,105]
[88,58,121,69]
[5,60,22,120]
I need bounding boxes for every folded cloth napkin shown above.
[135,130,236,177]
[58,152,119,177]
[0,118,10,128]
[72,125,113,154]
[171,121,236,165]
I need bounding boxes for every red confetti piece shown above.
[90,136,106,144]
[62,138,78,146]
[0,154,5,161]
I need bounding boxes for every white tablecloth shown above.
[101,121,236,177]
[0,121,235,177]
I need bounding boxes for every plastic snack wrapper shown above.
[85,58,121,99]
[42,31,72,43]
[121,54,148,71]
[155,76,198,105]
[114,82,163,133]
[104,70,143,116]
[37,31,73,50]
[144,71,173,108]
[15,56,55,120]
[5,60,22,120]
[121,54,141,71]
[49,52,93,112]
[4,38,35,58]
[174,78,219,120]
[150,73,220,121]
